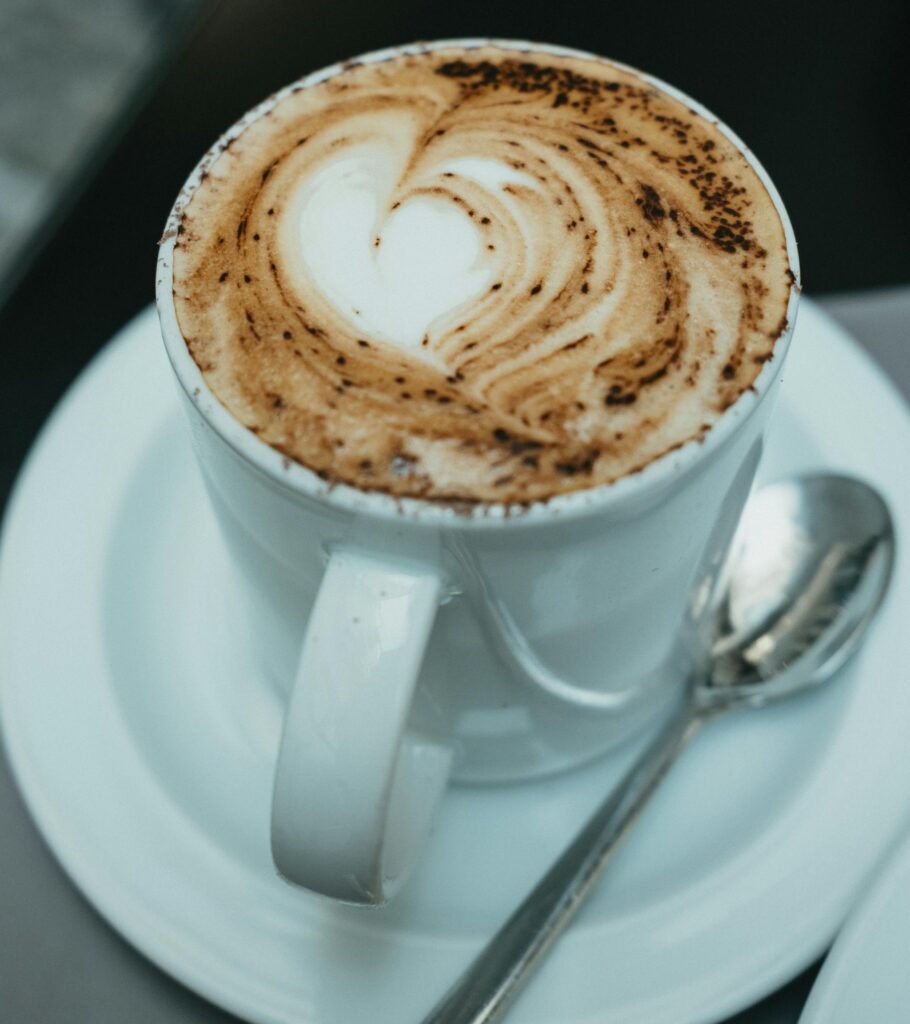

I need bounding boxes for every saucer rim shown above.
[798,822,910,1023]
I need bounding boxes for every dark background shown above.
[2,0,908,507]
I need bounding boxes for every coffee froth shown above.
[171,43,794,504]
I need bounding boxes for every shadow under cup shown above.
[155,42,800,793]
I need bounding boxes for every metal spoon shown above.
[421,473,895,1024]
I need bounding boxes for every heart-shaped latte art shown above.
[172,45,793,503]
[293,147,498,363]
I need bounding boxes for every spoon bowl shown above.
[706,474,895,707]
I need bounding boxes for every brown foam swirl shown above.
[171,44,794,504]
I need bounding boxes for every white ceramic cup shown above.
[156,39,800,906]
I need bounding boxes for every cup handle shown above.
[270,547,452,904]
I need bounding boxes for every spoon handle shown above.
[420,698,702,1024]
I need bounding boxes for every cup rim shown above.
[155,37,801,530]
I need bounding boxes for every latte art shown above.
[171,44,794,503]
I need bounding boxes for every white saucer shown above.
[799,823,910,1023]
[2,299,909,1024]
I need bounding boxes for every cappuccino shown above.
[171,43,793,503]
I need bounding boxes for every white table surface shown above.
[1,287,907,1024]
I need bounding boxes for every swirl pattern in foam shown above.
[171,44,794,504]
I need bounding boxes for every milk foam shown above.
[171,45,793,504]
[289,145,542,361]
[292,146,496,362]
